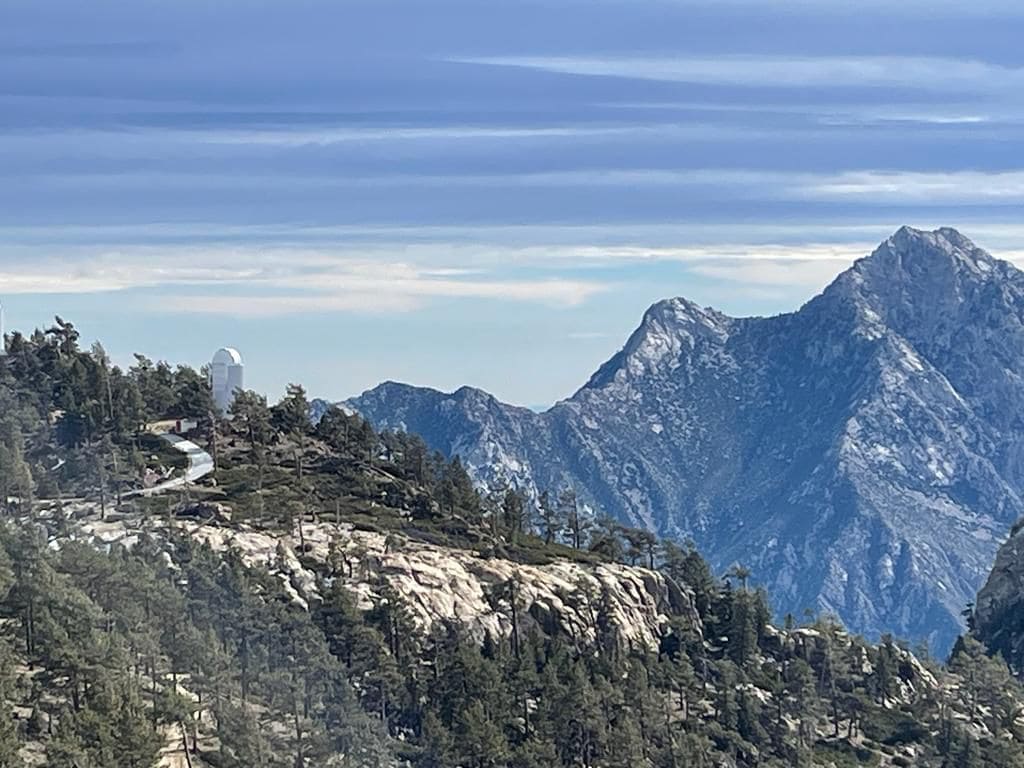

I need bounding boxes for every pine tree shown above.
[231,389,273,458]
[660,540,717,620]
[727,591,758,670]
[588,516,625,562]
[439,458,480,520]
[558,487,589,549]
[501,487,527,543]
[420,709,455,768]
[0,418,34,516]
[456,700,510,768]
[535,490,561,546]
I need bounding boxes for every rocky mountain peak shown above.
[644,296,730,327]
[843,226,997,300]
[582,297,732,391]
[812,226,1016,356]
[893,225,995,279]
[450,384,511,409]
[348,227,1024,653]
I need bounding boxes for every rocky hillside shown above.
[348,227,1024,653]
[78,514,698,653]
[974,519,1024,675]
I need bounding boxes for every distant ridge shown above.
[347,227,1024,652]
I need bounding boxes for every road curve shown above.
[130,431,214,498]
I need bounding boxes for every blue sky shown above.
[4,0,1024,407]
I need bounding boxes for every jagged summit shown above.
[883,224,988,258]
[348,227,1024,652]
[645,295,730,324]
[824,226,996,299]
[592,227,995,393]
[868,226,997,279]
[582,297,733,392]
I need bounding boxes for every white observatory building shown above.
[210,347,244,413]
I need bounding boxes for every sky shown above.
[4,0,1024,408]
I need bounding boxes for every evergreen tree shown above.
[558,487,589,550]
[535,490,561,546]
[272,383,311,436]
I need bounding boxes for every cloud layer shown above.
[0,248,606,314]
[4,0,1024,403]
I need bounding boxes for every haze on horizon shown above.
[3,0,1024,407]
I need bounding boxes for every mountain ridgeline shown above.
[347,227,1024,653]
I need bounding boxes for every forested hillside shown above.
[1,319,1024,767]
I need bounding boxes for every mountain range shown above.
[345,226,1024,653]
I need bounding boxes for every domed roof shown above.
[213,347,242,365]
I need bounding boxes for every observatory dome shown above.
[213,347,243,365]
[211,347,244,413]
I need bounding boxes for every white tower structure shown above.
[210,347,244,413]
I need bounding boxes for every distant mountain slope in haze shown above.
[348,227,1024,652]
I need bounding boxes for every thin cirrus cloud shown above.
[28,168,1024,207]
[197,125,643,147]
[453,54,1024,93]
[602,100,998,127]
[0,249,608,315]
[0,240,879,321]
[348,168,1024,205]
[817,112,991,126]
[25,232,1024,300]
[12,222,1024,253]
[0,121,775,157]
[163,275,604,318]
[802,170,1024,202]
[144,167,1024,207]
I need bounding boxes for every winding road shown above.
[127,429,214,498]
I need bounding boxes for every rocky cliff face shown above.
[77,516,699,652]
[346,227,1024,653]
[974,519,1024,673]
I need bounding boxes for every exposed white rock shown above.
[73,517,698,651]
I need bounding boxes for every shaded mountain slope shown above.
[348,227,1024,652]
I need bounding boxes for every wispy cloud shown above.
[0,248,607,315]
[818,113,991,126]
[3,227,1022,320]
[454,54,1024,93]
[332,167,1024,206]
[602,99,999,127]
[801,170,1024,202]
[41,166,1024,207]
[198,125,640,146]
[560,243,870,263]
[1,221,1000,249]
